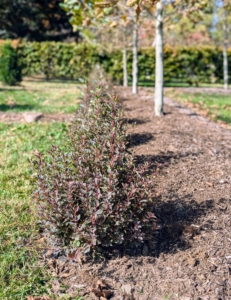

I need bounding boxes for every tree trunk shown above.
[223,9,229,90]
[123,48,128,87]
[155,1,164,116]
[132,17,138,94]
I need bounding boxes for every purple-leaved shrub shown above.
[33,87,156,254]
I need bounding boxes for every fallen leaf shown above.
[77,250,84,264]
[110,21,118,28]
[82,17,91,26]
[60,272,72,278]
[37,237,46,244]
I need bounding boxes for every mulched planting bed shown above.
[41,87,231,300]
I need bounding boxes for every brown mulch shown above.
[40,87,231,300]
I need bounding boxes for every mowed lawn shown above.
[0,79,81,299]
[166,89,231,125]
[0,78,82,113]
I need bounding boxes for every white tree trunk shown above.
[223,9,229,90]
[223,44,229,90]
[155,1,164,116]
[132,17,138,94]
[123,48,128,87]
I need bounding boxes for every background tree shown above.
[0,0,79,41]
[62,0,209,115]
[163,8,213,47]
[145,0,209,115]
[68,3,134,87]
[98,2,139,92]
[210,0,231,89]
[76,1,140,93]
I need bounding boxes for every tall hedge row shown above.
[11,41,231,85]
[17,42,105,80]
[104,46,228,85]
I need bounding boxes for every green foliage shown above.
[0,0,78,41]
[33,87,156,254]
[16,42,230,85]
[18,42,104,80]
[0,43,22,86]
[103,46,227,86]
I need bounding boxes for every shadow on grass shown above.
[0,104,35,112]
[0,87,25,92]
[216,115,231,124]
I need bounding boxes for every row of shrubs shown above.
[33,86,157,254]
[1,41,230,85]
[0,42,158,254]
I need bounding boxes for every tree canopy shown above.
[0,0,79,41]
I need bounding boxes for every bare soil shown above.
[41,87,231,300]
[0,112,74,123]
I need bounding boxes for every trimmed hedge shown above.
[2,41,230,85]
[0,43,22,85]
[104,46,227,85]
[17,42,105,80]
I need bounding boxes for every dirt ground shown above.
[0,112,74,123]
[40,87,231,300]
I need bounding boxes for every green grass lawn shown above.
[132,80,224,88]
[0,78,85,299]
[166,89,231,125]
[0,78,82,113]
[0,122,70,299]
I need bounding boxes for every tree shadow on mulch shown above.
[153,196,214,256]
[100,196,214,262]
[101,151,213,261]
[134,152,200,171]
[133,152,211,255]
[127,133,154,148]
[125,117,148,125]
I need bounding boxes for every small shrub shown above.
[87,64,114,92]
[0,43,22,85]
[33,87,156,254]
